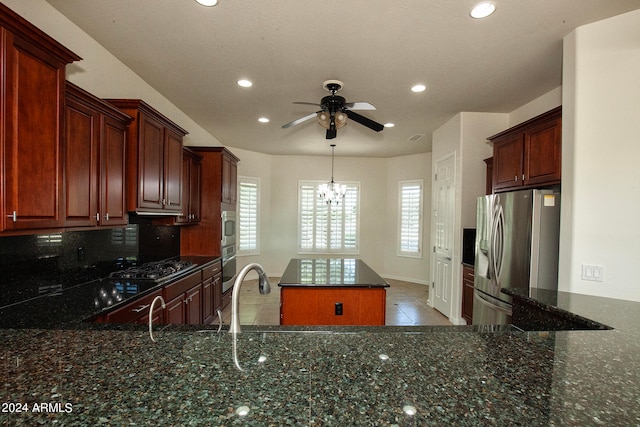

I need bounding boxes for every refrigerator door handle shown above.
[474,292,512,316]
[490,203,504,286]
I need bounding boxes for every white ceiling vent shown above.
[406,134,425,142]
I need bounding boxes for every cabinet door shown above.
[64,97,99,227]
[461,266,475,324]
[492,134,524,191]
[2,31,66,231]
[176,153,192,224]
[164,129,184,211]
[524,118,561,187]
[137,113,165,209]
[221,153,237,204]
[190,157,202,222]
[165,295,185,324]
[202,277,214,324]
[101,116,129,226]
[213,273,223,313]
[186,284,203,325]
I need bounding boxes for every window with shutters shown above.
[298,181,359,254]
[398,180,423,258]
[238,177,260,255]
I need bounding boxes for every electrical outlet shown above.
[581,264,604,282]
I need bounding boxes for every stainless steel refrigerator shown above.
[472,189,561,325]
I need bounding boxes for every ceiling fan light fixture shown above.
[317,112,330,128]
[195,0,218,6]
[335,112,347,129]
[470,1,496,19]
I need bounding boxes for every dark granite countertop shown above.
[1,277,640,424]
[0,256,220,329]
[278,258,389,288]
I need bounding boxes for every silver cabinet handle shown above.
[132,304,150,313]
[96,213,100,221]
[7,211,16,222]
[104,213,109,221]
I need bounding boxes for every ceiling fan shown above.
[282,80,384,139]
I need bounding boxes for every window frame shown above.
[237,176,260,256]
[298,180,360,255]
[397,179,423,258]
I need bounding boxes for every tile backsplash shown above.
[0,225,179,306]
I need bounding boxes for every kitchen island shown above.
[1,276,640,425]
[278,258,389,326]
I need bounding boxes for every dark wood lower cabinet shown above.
[462,265,475,324]
[94,259,223,326]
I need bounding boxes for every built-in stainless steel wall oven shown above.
[221,210,237,293]
[221,244,236,294]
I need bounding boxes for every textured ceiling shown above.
[46,0,640,157]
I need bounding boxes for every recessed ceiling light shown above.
[411,84,426,93]
[470,2,496,19]
[237,79,252,88]
[384,123,395,128]
[258,117,269,123]
[195,0,218,6]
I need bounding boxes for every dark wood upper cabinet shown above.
[222,152,238,205]
[180,147,239,257]
[489,106,561,193]
[105,99,188,215]
[0,4,81,233]
[64,82,132,228]
[175,148,202,225]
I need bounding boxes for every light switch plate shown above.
[581,264,604,282]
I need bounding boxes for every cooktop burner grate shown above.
[108,259,196,282]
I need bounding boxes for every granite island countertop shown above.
[1,283,640,425]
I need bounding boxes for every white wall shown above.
[559,9,640,301]
[509,87,562,127]
[385,153,432,284]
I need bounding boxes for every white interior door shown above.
[432,154,456,317]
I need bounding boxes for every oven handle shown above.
[223,254,236,263]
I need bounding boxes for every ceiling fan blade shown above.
[282,112,319,128]
[345,110,384,132]
[344,102,376,111]
[293,101,324,108]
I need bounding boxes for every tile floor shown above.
[220,278,452,326]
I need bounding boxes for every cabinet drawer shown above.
[163,271,202,301]
[202,259,222,280]
[462,265,475,283]
[105,289,163,324]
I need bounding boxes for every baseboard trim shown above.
[383,274,430,285]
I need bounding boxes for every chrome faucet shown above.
[229,263,271,334]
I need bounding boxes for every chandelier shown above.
[318,144,347,205]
